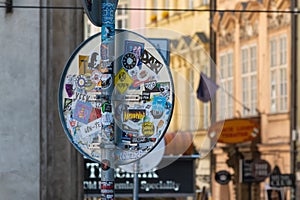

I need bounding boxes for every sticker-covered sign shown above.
[58,30,174,165]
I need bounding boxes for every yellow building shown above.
[212,0,292,199]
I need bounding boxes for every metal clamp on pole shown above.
[82,0,119,27]
[5,0,12,13]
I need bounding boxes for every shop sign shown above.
[240,159,271,183]
[83,156,196,197]
[215,170,231,185]
[270,166,295,187]
[209,119,259,144]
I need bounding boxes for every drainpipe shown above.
[290,1,297,200]
[209,0,217,199]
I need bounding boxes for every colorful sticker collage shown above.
[62,39,173,161]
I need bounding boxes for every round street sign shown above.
[58,30,174,165]
[215,170,231,185]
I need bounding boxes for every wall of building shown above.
[40,1,84,200]
[0,0,40,199]
[0,0,84,199]
[129,0,145,29]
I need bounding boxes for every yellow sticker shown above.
[79,55,90,74]
[115,68,133,94]
[142,122,155,136]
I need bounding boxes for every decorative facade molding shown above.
[267,0,291,29]
[218,12,236,47]
[240,18,259,40]
[219,26,235,47]
[267,12,291,29]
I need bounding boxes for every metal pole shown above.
[209,0,217,199]
[100,1,117,199]
[133,161,140,200]
[248,183,251,200]
[291,0,298,199]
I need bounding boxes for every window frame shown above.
[269,35,288,113]
[241,44,257,116]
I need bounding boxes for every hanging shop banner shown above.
[58,30,174,165]
[215,170,231,185]
[270,166,295,187]
[83,156,196,198]
[209,119,259,144]
[240,159,271,183]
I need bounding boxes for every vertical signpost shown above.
[100,1,117,199]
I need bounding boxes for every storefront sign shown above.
[240,159,271,183]
[215,170,231,185]
[83,156,196,197]
[270,166,295,187]
[209,119,259,144]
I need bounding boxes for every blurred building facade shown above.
[212,0,292,199]
[2,0,296,200]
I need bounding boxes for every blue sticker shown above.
[102,24,115,41]
[102,3,115,24]
[153,96,167,107]
[151,96,167,119]
[125,40,144,68]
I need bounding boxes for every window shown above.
[250,46,257,72]
[270,71,277,112]
[203,0,209,5]
[189,0,194,8]
[189,69,195,130]
[203,103,209,129]
[165,0,169,8]
[269,35,288,113]
[241,45,257,116]
[202,64,210,129]
[228,53,233,77]
[280,36,287,65]
[242,48,248,73]
[218,51,234,120]
[280,68,287,111]
[270,39,277,67]
[192,47,210,130]
[116,3,128,29]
